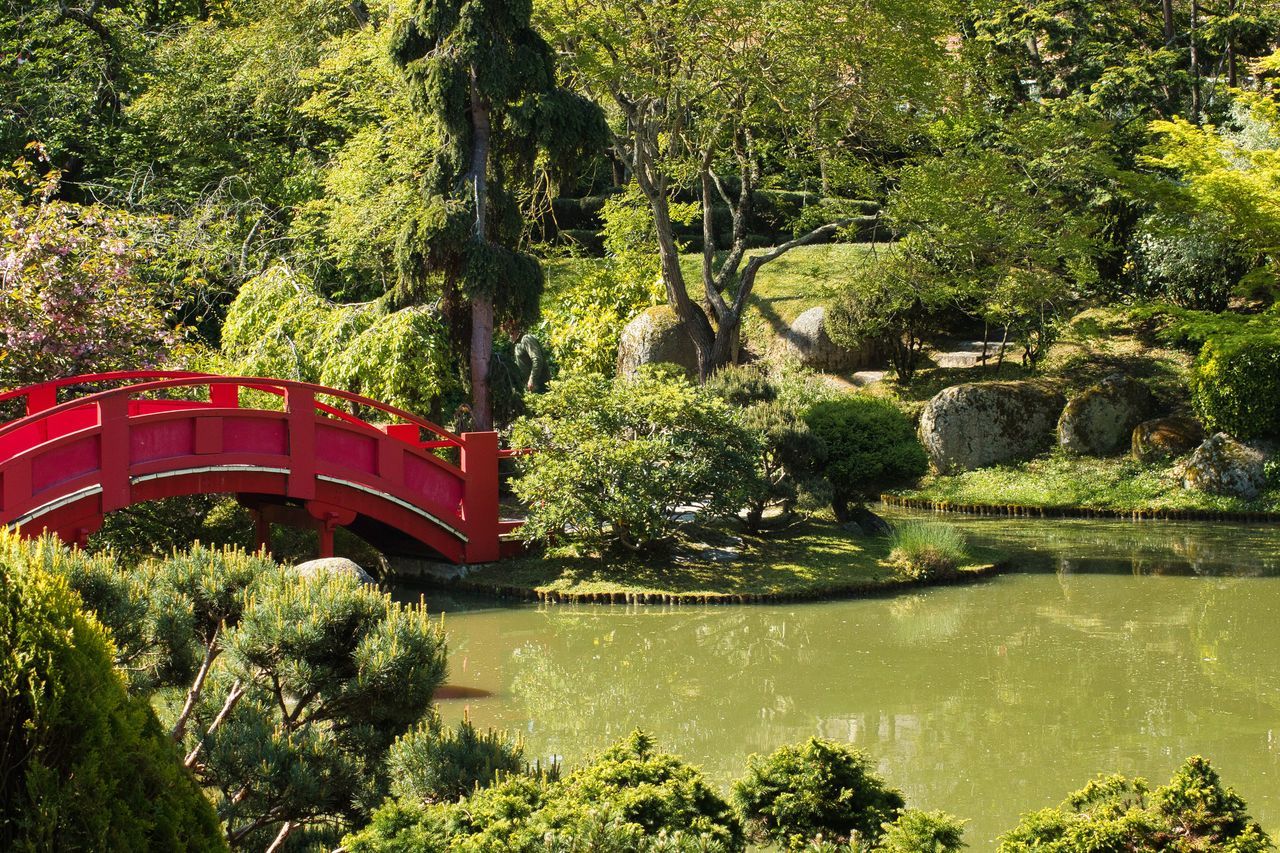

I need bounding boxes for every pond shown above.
[411,510,1280,849]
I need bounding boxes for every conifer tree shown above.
[390,0,605,429]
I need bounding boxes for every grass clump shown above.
[888,522,969,581]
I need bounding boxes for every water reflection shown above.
[422,515,1280,848]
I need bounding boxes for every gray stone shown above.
[1058,374,1156,456]
[1177,433,1268,499]
[783,306,877,372]
[919,381,1067,473]
[616,305,700,378]
[294,557,377,585]
[1131,415,1205,463]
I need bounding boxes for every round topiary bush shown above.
[803,396,928,520]
[0,544,225,852]
[732,737,905,850]
[1191,332,1280,440]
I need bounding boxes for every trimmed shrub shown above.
[803,396,928,519]
[345,731,744,852]
[875,810,968,853]
[512,367,761,551]
[388,713,527,804]
[888,522,969,581]
[732,737,905,851]
[1191,331,1280,439]
[0,544,225,852]
[998,756,1270,852]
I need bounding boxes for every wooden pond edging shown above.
[880,494,1280,523]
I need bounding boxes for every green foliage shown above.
[187,568,448,846]
[511,367,761,551]
[887,522,969,582]
[997,756,1271,852]
[1130,212,1252,311]
[0,533,225,852]
[388,712,527,804]
[541,185,667,376]
[221,265,461,414]
[345,730,744,852]
[731,737,905,851]
[873,810,967,853]
[706,365,828,530]
[1191,330,1280,439]
[803,396,927,516]
[92,495,255,562]
[826,252,954,382]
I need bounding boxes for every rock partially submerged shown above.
[294,557,377,585]
[919,381,1066,473]
[1177,433,1268,499]
[1131,415,1205,463]
[1058,374,1155,456]
[616,305,701,379]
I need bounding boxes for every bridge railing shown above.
[0,371,466,453]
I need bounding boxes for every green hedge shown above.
[0,536,226,852]
[1191,331,1280,439]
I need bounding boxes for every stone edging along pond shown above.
[392,563,1003,606]
[880,493,1280,523]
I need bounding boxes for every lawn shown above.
[458,514,999,602]
[893,453,1280,516]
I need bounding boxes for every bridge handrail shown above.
[0,373,465,448]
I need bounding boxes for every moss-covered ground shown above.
[458,514,999,602]
[893,453,1280,516]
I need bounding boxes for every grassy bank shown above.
[893,453,1280,517]
[450,515,998,603]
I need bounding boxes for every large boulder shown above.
[1177,433,1268,499]
[1057,375,1156,456]
[294,557,377,585]
[919,381,1067,473]
[617,305,700,379]
[1132,415,1206,463]
[782,306,876,372]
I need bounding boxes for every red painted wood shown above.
[0,373,511,563]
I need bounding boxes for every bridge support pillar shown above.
[460,431,501,564]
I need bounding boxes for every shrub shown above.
[1191,331,1280,439]
[512,367,761,551]
[874,810,967,853]
[1129,212,1252,311]
[388,713,528,804]
[345,731,744,852]
[731,738,905,850]
[997,756,1271,852]
[803,396,928,520]
[706,365,828,530]
[0,546,225,852]
[888,522,969,581]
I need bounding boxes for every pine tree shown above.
[390,0,605,429]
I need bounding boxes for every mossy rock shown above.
[1058,374,1156,456]
[616,305,701,379]
[1177,433,1268,499]
[1132,415,1205,463]
[919,381,1067,473]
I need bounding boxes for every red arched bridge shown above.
[0,372,520,563]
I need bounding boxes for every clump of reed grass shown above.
[888,522,968,581]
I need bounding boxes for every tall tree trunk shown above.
[1163,0,1176,45]
[468,69,494,430]
[1190,0,1202,119]
[1227,0,1239,87]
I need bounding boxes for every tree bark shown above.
[171,628,221,743]
[468,68,494,430]
[1163,0,1176,45]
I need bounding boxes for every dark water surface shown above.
[409,512,1280,849]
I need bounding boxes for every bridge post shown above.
[460,431,501,564]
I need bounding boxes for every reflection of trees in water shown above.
[449,573,1280,843]
[879,508,1280,577]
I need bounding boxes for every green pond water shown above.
[411,511,1280,849]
